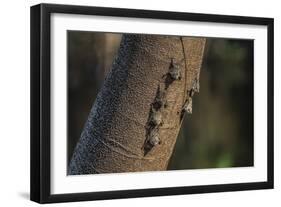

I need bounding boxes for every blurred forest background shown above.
[67,31,253,170]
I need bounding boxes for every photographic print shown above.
[67,32,254,175]
[30,4,273,203]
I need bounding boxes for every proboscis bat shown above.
[148,129,161,146]
[153,86,168,109]
[149,108,163,126]
[143,128,161,155]
[188,78,200,97]
[168,58,181,80]
[182,97,193,114]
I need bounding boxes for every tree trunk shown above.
[68,34,206,174]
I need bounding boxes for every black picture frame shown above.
[30,3,274,204]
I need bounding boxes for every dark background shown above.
[67,31,254,170]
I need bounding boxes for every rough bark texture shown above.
[68,34,206,174]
